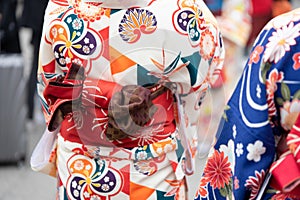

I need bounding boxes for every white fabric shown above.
[30,127,58,175]
[83,0,152,8]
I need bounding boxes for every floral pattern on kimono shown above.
[195,8,300,200]
[36,0,224,199]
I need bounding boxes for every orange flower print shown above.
[249,45,264,64]
[265,69,284,117]
[195,177,208,198]
[119,9,157,43]
[199,29,216,60]
[204,150,232,189]
[266,69,284,95]
[73,0,106,22]
[292,52,300,70]
[165,179,185,199]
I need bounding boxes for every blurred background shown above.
[0,0,299,199]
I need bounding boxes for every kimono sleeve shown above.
[36,1,69,126]
[164,0,225,176]
[168,0,225,131]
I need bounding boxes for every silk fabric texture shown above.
[194,8,300,200]
[36,0,224,199]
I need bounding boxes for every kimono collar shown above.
[82,0,154,8]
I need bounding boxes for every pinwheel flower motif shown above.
[49,13,100,68]
[172,0,208,47]
[66,155,122,200]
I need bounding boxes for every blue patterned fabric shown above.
[195,9,300,200]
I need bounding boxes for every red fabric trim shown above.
[270,114,300,196]
[44,83,83,100]
[270,153,300,195]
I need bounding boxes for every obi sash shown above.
[43,64,176,148]
[270,114,300,196]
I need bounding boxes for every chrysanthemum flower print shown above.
[264,22,300,63]
[204,150,232,189]
[73,0,106,22]
[199,29,216,60]
[119,8,157,43]
[244,170,266,200]
[246,140,266,162]
[194,8,300,200]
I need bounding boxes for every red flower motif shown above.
[74,0,106,22]
[292,52,300,70]
[199,29,216,60]
[204,150,232,189]
[266,69,284,95]
[244,170,265,200]
[266,69,284,118]
[249,45,264,64]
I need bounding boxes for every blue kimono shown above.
[195,8,300,200]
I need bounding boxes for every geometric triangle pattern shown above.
[130,182,156,199]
